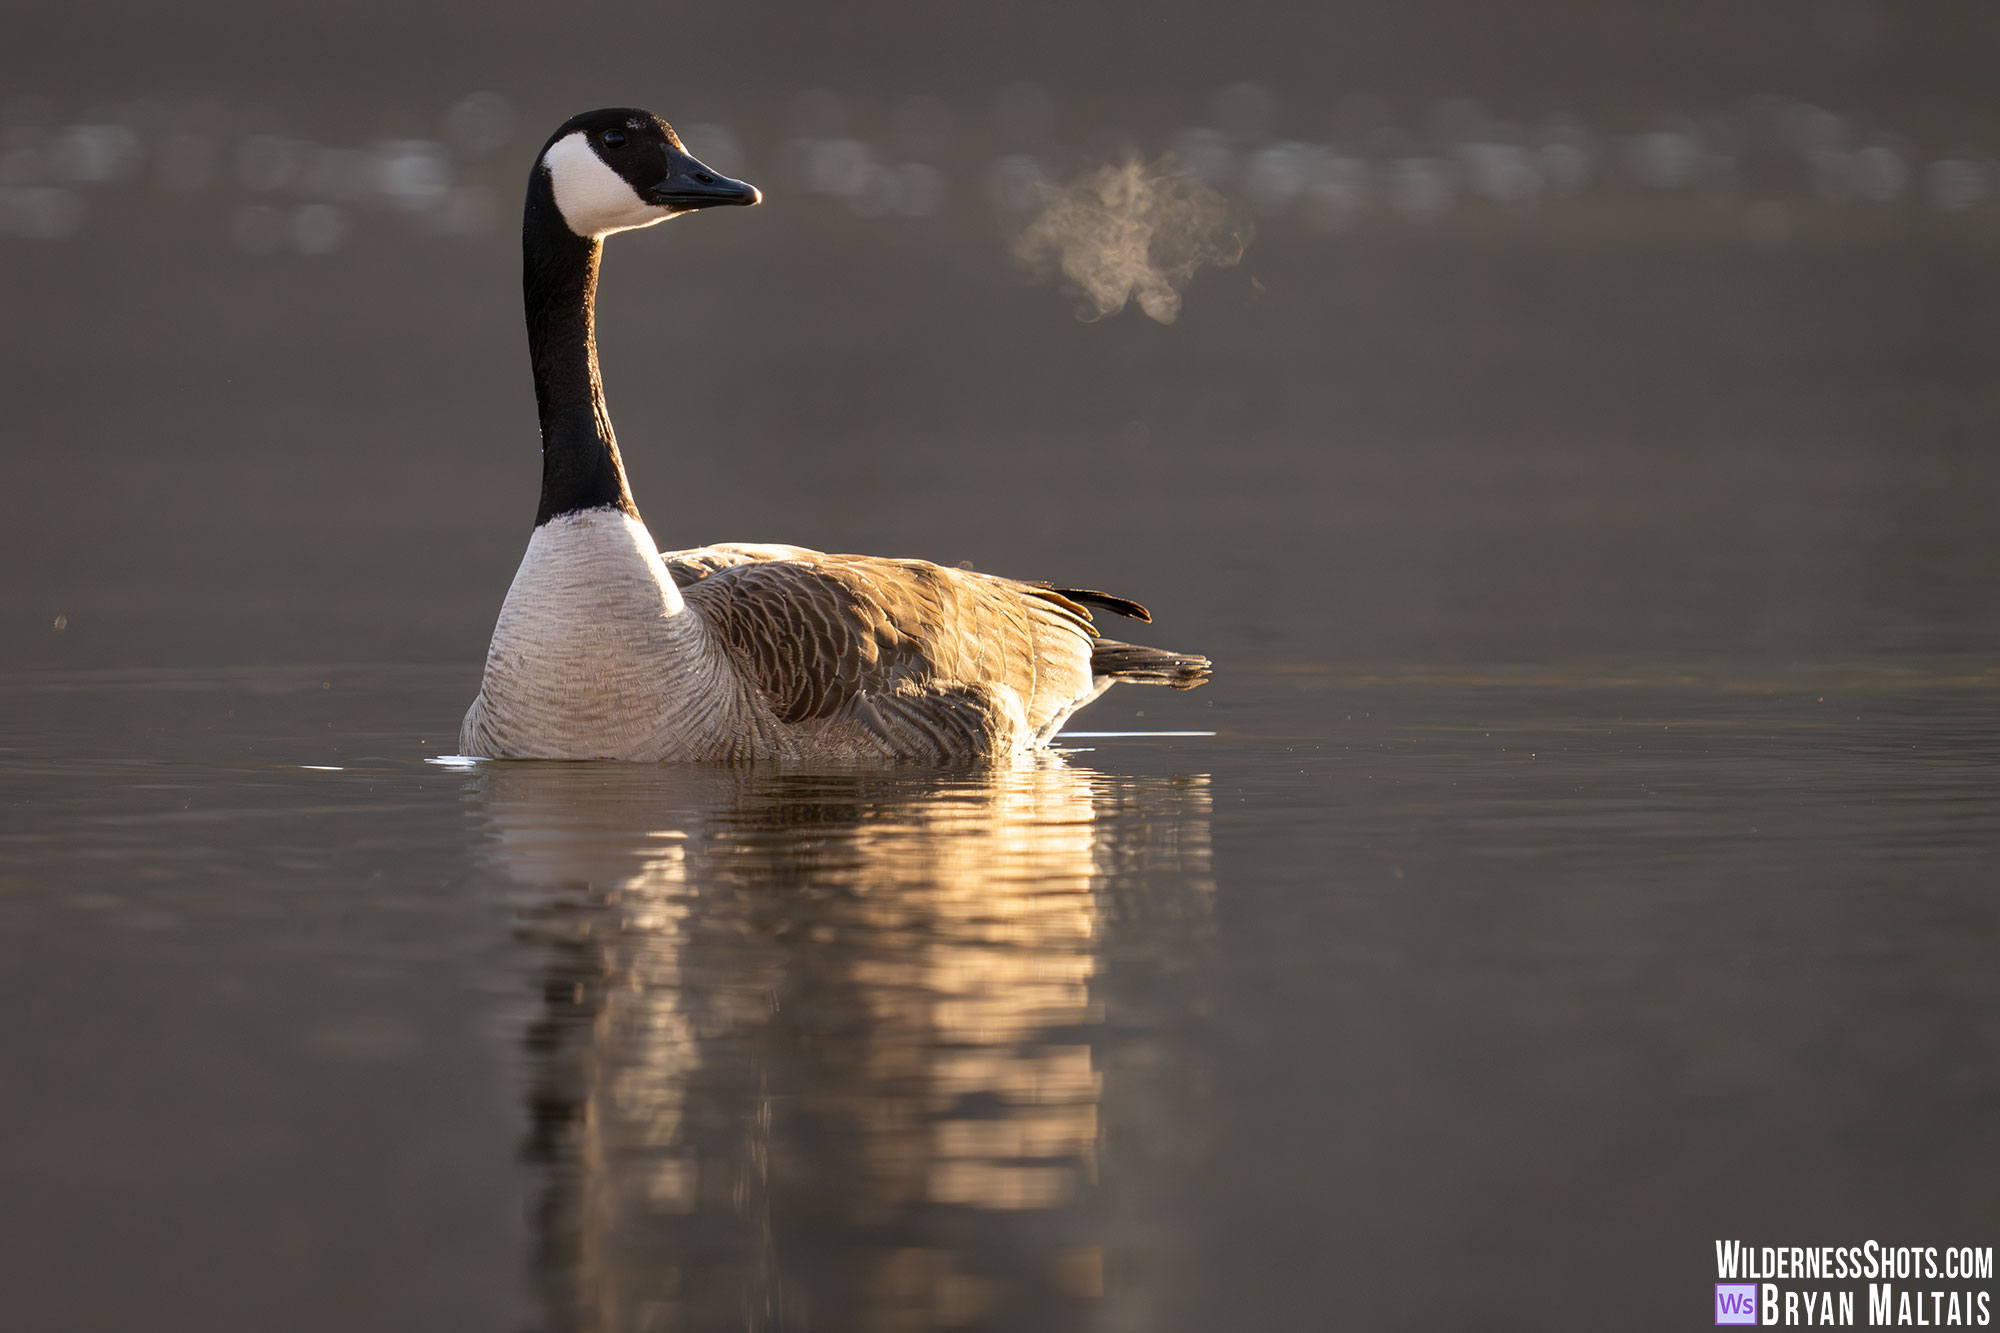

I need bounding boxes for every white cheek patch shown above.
[542,131,669,238]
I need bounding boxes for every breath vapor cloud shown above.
[1012,159,1251,324]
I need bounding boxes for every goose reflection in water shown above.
[471,756,1214,1333]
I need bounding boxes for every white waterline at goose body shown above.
[459,106,1210,764]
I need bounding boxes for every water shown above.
[4,654,1998,1331]
[7,93,2000,1329]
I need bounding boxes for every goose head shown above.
[537,108,760,239]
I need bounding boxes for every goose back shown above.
[667,545,1104,760]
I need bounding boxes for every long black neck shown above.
[523,168,638,526]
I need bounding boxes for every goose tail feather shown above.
[1024,583,1153,623]
[1091,640,1211,690]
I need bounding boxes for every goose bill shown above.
[650,153,761,209]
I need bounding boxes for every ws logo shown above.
[1716,1283,1759,1325]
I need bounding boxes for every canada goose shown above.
[460,108,1210,762]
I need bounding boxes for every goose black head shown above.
[537,108,760,239]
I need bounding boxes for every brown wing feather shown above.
[677,549,1099,735]
[662,543,815,588]
[1022,583,1152,622]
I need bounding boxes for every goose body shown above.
[461,109,1209,763]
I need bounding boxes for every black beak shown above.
[650,147,761,209]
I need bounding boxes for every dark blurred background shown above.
[4,0,1999,675]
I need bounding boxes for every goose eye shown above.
[601,129,626,149]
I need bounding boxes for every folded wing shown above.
[667,545,1106,751]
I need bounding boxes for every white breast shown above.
[460,508,747,759]
[495,507,682,624]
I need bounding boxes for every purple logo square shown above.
[1716,1282,1758,1325]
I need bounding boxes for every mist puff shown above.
[1013,159,1250,324]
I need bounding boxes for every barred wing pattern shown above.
[667,545,1105,760]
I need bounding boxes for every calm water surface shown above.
[4,658,1996,1331]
